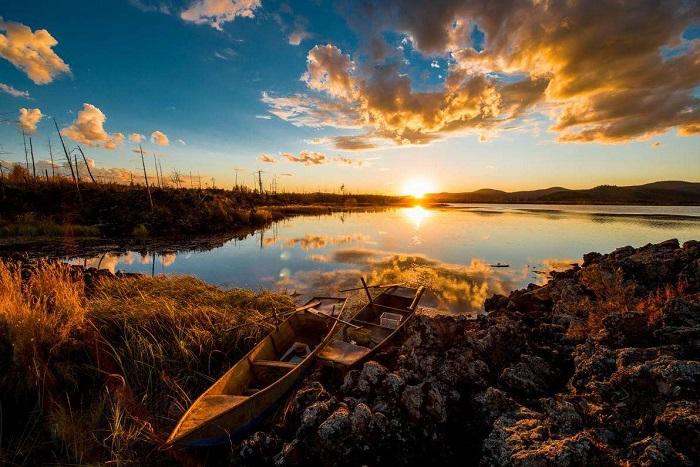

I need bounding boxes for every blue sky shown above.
[1,0,698,193]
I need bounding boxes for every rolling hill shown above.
[427,181,700,205]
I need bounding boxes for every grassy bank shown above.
[0,170,405,239]
[0,259,293,465]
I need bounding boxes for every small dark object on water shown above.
[490,262,510,268]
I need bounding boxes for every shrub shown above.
[131,224,149,238]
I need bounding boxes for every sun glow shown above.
[403,205,431,228]
[402,178,435,199]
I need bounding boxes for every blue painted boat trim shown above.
[182,397,283,447]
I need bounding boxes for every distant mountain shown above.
[427,181,700,205]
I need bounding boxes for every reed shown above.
[0,259,294,465]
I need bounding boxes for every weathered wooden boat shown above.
[165,296,346,447]
[318,285,425,367]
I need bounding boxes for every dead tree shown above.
[139,144,154,210]
[29,136,36,178]
[77,145,97,184]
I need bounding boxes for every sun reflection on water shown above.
[403,205,431,228]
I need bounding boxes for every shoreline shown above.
[1,239,698,465]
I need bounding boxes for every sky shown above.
[0,0,699,194]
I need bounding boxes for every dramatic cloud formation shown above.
[261,92,361,129]
[61,103,125,149]
[180,0,261,30]
[129,133,144,143]
[282,150,327,166]
[0,19,70,84]
[302,44,356,100]
[0,82,29,98]
[18,107,42,134]
[150,130,169,146]
[259,153,277,163]
[265,1,700,148]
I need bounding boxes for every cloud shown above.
[259,153,277,163]
[128,0,172,14]
[150,130,169,146]
[302,44,356,100]
[0,82,29,98]
[61,104,124,149]
[0,19,70,84]
[261,91,362,129]
[129,133,144,143]
[282,150,328,166]
[180,0,261,30]
[214,47,236,60]
[176,138,186,145]
[255,114,272,120]
[651,141,662,148]
[18,107,42,134]
[1,158,139,185]
[288,28,311,46]
[334,156,367,167]
[265,1,700,148]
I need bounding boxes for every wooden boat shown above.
[165,296,346,447]
[318,285,425,367]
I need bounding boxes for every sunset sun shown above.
[402,178,436,199]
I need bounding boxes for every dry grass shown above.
[0,259,294,465]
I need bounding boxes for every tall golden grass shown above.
[0,259,294,465]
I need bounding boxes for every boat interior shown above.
[345,286,421,345]
[173,298,343,438]
[318,286,423,366]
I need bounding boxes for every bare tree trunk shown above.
[54,118,76,182]
[48,139,55,179]
[22,131,29,171]
[77,145,97,184]
[53,118,81,205]
[140,145,153,210]
[29,136,36,178]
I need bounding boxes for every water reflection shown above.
[65,204,700,315]
[403,205,431,228]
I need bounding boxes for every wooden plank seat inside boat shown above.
[318,339,371,366]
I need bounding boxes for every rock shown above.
[356,361,388,394]
[317,406,351,450]
[234,240,700,466]
[401,384,424,423]
[654,401,700,460]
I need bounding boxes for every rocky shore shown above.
[232,239,700,466]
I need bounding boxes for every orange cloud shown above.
[62,104,124,149]
[150,130,169,146]
[259,153,277,163]
[282,150,328,165]
[18,107,42,134]
[266,1,700,148]
[0,19,70,84]
[0,82,29,98]
[180,0,261,30]
[129,133,144,143]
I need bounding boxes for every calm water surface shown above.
[69,204,700,315]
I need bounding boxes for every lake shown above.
[68,204,700,315]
